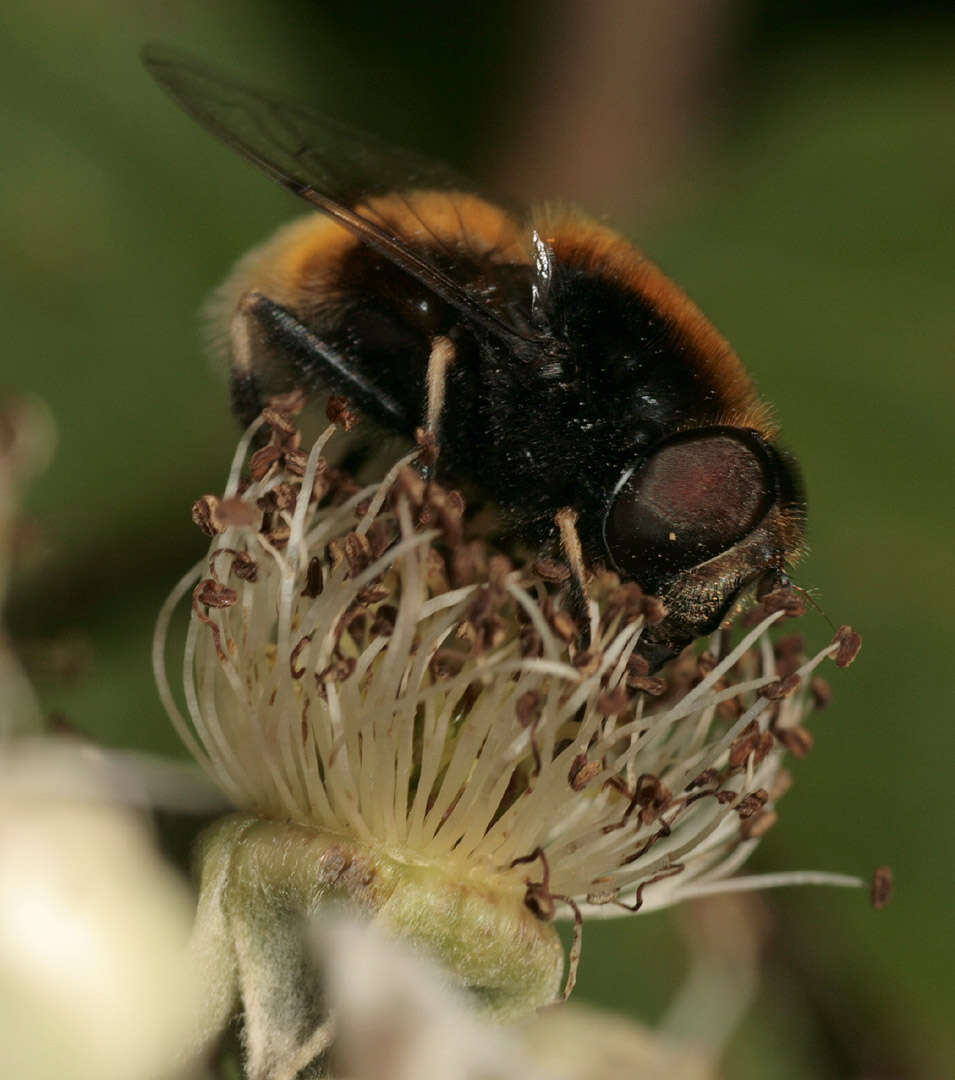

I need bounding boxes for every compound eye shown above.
[604,431,773,589]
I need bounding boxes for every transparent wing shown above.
[142,44,533,344]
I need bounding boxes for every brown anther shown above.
[459,586,507,652]
[326,395,359,430]
[366,518,396,559]
[316,657,356,685]
[628,675,666,697]
[745,585,806,626]
[334,605,368,643]
[596,685,631,716]
[715,789,737,805]
[416,500,438,529]
[550,610,579,643]
[341,531,372,577]
[449,543,478,588]
[289,633,314,679]
[215,497,261,529]
[729,720,763,768]
[311,470,334,504]
[191,496,220,537]
[444,488,465,517]
[717,695,743,721]
[190,581,236,662]
[510,849,559,923]
[774,588,808,617]
[810,676,832,710]
[261,406,297,436]
[249,444,283,481]
[519,626,543,658]
[832,625,862,668]
[302,556,324,598]
[276,426,302,452]
[761,672,802,700]
[571,649,600,677]
[534,558,571,584]
[425,548,451,595]
[270,482,301,513]
[696,650,717,676]
[639,797,672,827]
[479,615,506,652]
[775,723,814,758]
[640,595,667,626]
[626,653,651,679]
[870,866,893,909]
[515,690,543,727]
[371,604,398,636]
[569,755,601,791]
[465,585,491,621]
[264,523,291,548]
[231,551,258,582]
[741,808,778,838]
[632,774,672,825]
[602,775,629,799]
[437,507,463,550]
[194,579,238,609]
[736,789,769,819]
[756,729,775,765]
[430,648,467,679]
[283,447,309,476]
[356,583,390,607]
[603,582,646,621]
[662,648,698,692]
[523,883,556,921]
[687,767,720,790]
[428,488,464,547]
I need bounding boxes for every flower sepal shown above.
[191,812,564,1077]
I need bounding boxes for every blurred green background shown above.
[1,1,952,1076]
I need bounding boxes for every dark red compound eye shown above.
[604,429,776,592]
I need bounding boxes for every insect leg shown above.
[417,334,455,481]
[555,507,591,634]
[229,290,412,428]
[425,335,455,442]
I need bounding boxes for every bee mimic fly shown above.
[143,44,807,671]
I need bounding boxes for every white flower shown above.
[0,738,198,1080]
[154,402,867,1072]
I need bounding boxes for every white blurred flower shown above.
[318,919,559,1080]
[319,918,724,1080]
[0,738,198,1080]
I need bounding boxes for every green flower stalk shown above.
[154,400,865,1076]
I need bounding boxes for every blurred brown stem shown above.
[495,0,739,216]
